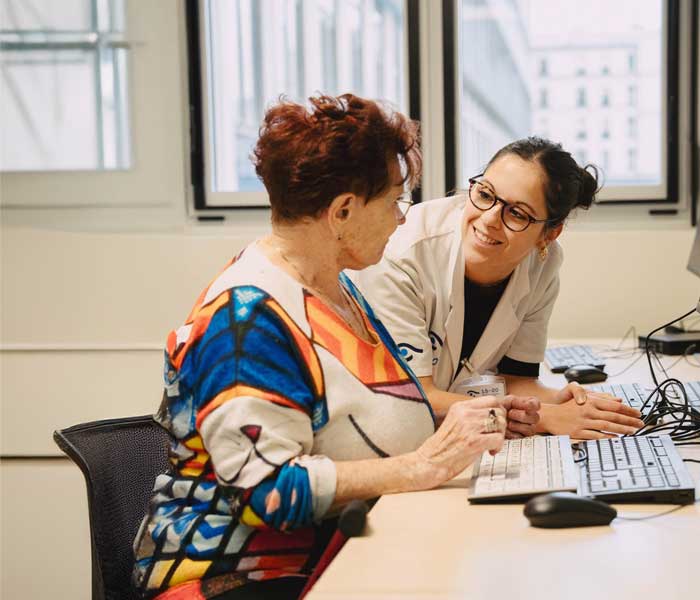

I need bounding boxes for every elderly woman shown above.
[354,137,645,439]
[132,94,517,600]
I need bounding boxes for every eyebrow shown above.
[480,177,539,216]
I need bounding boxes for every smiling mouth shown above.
[472,226,503,246]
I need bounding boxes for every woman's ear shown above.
[544,223,564,243]
[327,193,357,238]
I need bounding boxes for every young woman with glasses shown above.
[354,137,644,440]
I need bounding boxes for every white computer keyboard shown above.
[468,435,579,502]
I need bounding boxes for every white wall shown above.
[1,3,698,600]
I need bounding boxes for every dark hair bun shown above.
[577,164,600,210]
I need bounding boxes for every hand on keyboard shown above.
[500,395,540,439]
[554,382,590,405]
[542,391,645,439]
[413,396,507,489]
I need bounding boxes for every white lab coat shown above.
[351,194,563,392]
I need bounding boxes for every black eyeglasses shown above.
[468,175,555,232]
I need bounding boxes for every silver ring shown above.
[485,408,499,433]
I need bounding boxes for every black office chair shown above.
[53,415,172,600]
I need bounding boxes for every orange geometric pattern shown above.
[305,293,408,385]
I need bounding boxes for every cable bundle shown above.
[629,304,700,444]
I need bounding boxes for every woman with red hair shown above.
[132,94,524,600]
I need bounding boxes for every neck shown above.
[264,221,343,302]
[463,251,515,286]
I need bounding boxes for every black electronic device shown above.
[524,492,617,529]
[638,331,700,356]
[563,364,608,384]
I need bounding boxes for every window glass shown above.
[0,0,130,171]
[203,0,406,197]
[457,0,663,196]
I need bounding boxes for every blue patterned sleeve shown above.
[190,286,336,530]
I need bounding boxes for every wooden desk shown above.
[308,341,700,599]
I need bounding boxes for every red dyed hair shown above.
[253,94,421,222]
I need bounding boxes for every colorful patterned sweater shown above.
[132,243,435,599]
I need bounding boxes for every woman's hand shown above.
[501,395,540,439]
[411,396,506,489]
[542,384,645,439]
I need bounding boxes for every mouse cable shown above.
[616,504,689,521]
[596,325,641,359]
[664,344,699,371]
[604,350,646,378]
[645,306,698,389]
[682,458,700,464]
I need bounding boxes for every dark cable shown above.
[645,307,697,389]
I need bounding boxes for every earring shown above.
[538,245,549,262]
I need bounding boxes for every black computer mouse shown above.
[524,492,617,528]
[563,364,608,384]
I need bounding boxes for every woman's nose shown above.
[481,202,502,227]
[394,204,407,224]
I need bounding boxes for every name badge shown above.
[450,375,506,398]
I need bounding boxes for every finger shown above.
[507,421,536,437]
[525,397,541,414]
[468,395,506,410]
[480,431,506,455]
[593,398,642,418]
[499,395,513,410]
[568,383,587,405]
[505,430,524,440]
[507,408,539,426]
[479,413,507,434]
[588,420,640,436]
[507,396,541,414]
[594,410,645,428]
[586,392,622,403]
[480,405,507,419]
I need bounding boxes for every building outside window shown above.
[201,0,405,204]
[628,116,638,138]
[0,0,130,171]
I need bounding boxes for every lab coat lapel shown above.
[443,208,467,380]
[469,257,531,373]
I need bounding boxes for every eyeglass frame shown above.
[395,192,415,217]
[467,174,560,232]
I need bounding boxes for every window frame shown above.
[185,0,422,215]
[442,0,683,210]
[0,0,188,215]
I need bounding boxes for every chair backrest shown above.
[54,415,171,600]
